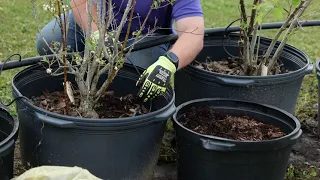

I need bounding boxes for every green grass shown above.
[0,0,52,107]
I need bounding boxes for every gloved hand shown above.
[136,56,177,102]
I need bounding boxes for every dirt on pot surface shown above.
[193,57,289,76]
[180,106,287,141]
[13,139,26,177]
[31,90,149,118]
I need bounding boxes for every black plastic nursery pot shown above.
[11,63,176,179]
[0,103,19,180]
[174,33,313,113]
[172,98,302,180]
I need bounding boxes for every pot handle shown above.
[153,103,176,122]
[305,63,314,75]
[290,129,303,142]
[0,139,15,156]
[35,112,76,128]
[214,76,255,86]
[200,138,236,151]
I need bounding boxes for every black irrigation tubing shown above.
[132,20,320,51]
[0,53,80,72]
[1,20,320,71]
[0,53,21,75]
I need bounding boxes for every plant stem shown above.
[79,0,93,83]
[95,0,137,102]
[247,0,259,35]
[118,0,136,62]
[250,23,259,66]
[123,0,155,55]
[56,0,69,114]
[87,0,107,97]
[267,0,311,73]
[90,0,112,95]
[239,0,250,73]
[248,0,260,70]
[113,0,133,62]
[261,0,304,64]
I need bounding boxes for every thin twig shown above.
[247,0,259,35]
[32,0,77,74]
[95,0,136,101]
[261,0,305,63]
[248,0,261,68]
[267,0,311,73]
[79,0,93,82]
[56,0,69,114]
[239,0,250,73]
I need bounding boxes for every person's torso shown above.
[110,0,172,36]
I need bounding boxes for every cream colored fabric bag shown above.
[12,166,102,180]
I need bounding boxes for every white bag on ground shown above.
[12,166,102,180]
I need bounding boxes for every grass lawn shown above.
[1,0,320,179]
[0,0,52,106]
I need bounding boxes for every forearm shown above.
[168,17,204,70]
[169,31,204,70]
[70,0,98,32]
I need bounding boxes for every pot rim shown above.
[173,98,301,145]
[0,108,19,149]
[186,33,312,80]
[316,59,320,72]
[11,63,175,124]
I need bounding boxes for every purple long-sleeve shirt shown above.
[93,0,203,36]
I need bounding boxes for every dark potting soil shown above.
[31,90,149,118]
[180,106,287,141]
[193,57,289,76]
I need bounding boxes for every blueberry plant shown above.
[237,0,311,76]
[33,0,174,118]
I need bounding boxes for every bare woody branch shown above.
[239,0,250,73]
[267,0,311,73]
[248,0,261,66]
[261,0,305,63]
[95,0,136,101]
[79,0,93,82]
[247,0,260,35]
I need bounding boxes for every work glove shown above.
[136,56,176,102]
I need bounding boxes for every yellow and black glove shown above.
[136,55,178,102]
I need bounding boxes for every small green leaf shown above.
[310,167,317,177]
[241,23,248,30]
[273,6,283,19]
[153,1,158,8]
[291,0,300,7]
[254,13,263,24]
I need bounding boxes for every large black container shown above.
[0,103,19,180]
[172,98,302,180]
[174,33,313,113]
[11,63,176,179]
